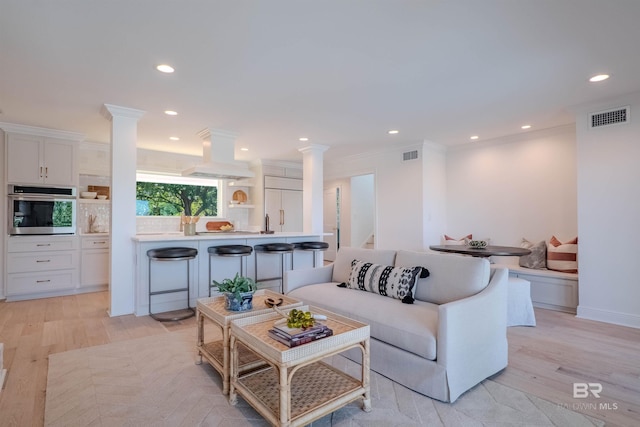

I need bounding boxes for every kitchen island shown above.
[132,232,325,316]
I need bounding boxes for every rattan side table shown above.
[229,305,371,427]
[196,289,302,395]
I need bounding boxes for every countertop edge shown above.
[132,232,329,242]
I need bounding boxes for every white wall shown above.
[575,92,640,328]
[0,130,4,299]
[325,142,444,251]
[422,142,448,249]
[445,125,577,258]
[350,174,375,247]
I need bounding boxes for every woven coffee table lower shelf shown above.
[237,362,363,421]
[199,340,265,375]
[196,290,302,394]
[229,305,371,427]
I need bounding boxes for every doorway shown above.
[323,173,375,261]
[323,186,340,261]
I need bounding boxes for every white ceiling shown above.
[2,1,640,163]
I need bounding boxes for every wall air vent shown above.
[403,150,419,161]
[589,106,629,128]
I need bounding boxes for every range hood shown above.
[181,128,255,180]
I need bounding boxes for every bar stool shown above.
[208,245,253,296]
[294,241,329,267]
[254,243,294,293]
[147,247,198,322]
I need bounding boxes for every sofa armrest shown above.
[437,267,509,402]
[284,264,335,294]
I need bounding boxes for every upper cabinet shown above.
[78,141,110,176]
[3,124,82,187]
[264,176,303,232]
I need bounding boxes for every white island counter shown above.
[133,232,325,316]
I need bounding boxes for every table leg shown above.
[229,335,238,406]
[362,338,371,412]
[195,310,203,365]
[279,365,289,426]
[222,324,230,395]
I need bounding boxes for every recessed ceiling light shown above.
[240,147,249,151]
[164,110,178,116]
[521,125,531,130]
[589,74,610,82]
[169,136,180,141]
[299,137,309,142]
[156,64,175,73]
[388,130,399,134]
[470,135,479,140]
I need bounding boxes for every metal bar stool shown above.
[147,247,198,322]
[253,242,294,294]
[208,245,253,296]
[294,241,329,267]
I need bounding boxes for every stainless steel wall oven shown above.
[8,185,77,235]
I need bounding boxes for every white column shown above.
[298,144,329,234]
[101,104,145,317]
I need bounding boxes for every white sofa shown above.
[284,247,509,403]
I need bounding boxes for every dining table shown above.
[429,245,531,258]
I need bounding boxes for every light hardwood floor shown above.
[0,291,638,427]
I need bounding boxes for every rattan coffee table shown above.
[229,305,371,427]
[196,289,302,394]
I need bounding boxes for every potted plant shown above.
[213,273,257,311]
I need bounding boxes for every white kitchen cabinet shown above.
[265,188,303,232]
[6,236,79,299]
[6,133,77,186]
[264,176,303,232]
[80,236,109,287]
[78,141,110,176]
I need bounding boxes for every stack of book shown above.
[268,322,333,347]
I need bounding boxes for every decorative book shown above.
[273,320,326,339]
[268,325,333,347]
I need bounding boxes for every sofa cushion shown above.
[519,238,547,269]
[331,247,397,284]
[345,259,423,303]
[288,282,438,360]
[547,236,578,273]
[396,250,490,304]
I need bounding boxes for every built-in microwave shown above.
[8,185,77,235]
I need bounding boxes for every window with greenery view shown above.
[136,174,219,216]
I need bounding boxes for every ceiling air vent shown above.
[403,150,418,161]
[589,106,629,128]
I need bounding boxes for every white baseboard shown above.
[576,305,640,329]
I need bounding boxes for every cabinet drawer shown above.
[8,237,78,253]
[81,250,109,286]
[7,270,76,296]
[82,237,110,249]
[7,251,78,273]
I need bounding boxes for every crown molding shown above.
[101,104,146,121]
[0,121,84,141]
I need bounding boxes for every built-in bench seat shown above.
[494,263,578,313]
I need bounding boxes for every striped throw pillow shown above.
[441,234,472,245]
[547,236,578,273]
[344,259,427,304]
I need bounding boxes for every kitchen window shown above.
[136,173,220,217]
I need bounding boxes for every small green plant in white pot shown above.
[213,273,257,311]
